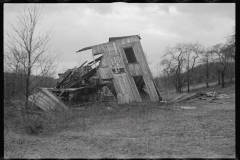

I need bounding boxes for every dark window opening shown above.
[124,47,137,63]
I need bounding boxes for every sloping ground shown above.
[4,83,235,158]
[160,82,235,102]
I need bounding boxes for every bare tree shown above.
[200,47,213,88]
[161,44,186,92]
[210,43,233,88]
[4,4,60,123]
[161,43,200,93]
[183,43,201,92]
[160,58,176,91]
[211,27,235,86]
[225,26,235,61]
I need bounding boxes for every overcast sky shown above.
[4,3,235,78]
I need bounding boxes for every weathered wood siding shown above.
[114,36,139,45]
[93,35,159,104]
[128,63,142,76]
[29,91,56,111]
[133,41,159,101]
[99,57,107,67]
[113,74,133,104]
[97,67,113,79]
[117,36,159,102]
[92,44,104,55]
[28,88,68,111]
[93,46,112,80]
[95,42,141,104]
[114,40,142,103]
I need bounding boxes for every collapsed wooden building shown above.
[29,35,162,110]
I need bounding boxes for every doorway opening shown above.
[132,76,151,102]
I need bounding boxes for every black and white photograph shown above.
[4,3,235,158]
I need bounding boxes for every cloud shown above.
[158,4,170,13]
[170,3,235,20]
[4,3,235,77]
[86,3,114,15]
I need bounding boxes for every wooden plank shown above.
[117,38,128,45]
[40,88,68,110]
[169,93,188,103]
[136,41,154,80]
[99,57,107,67]
[115,36,139,45]
[118,74,130,103]
[107,42,115,51]
[176,93,198,102]
[109,50,118,56]
[115,42,141,102]
[29,91,59,111]
[128,63,142,76]
[133,42,159,101]
[97,67,113,79]
[126,37,131,44]
[92,45,104,55]
[110,55,124,69]
[76,46,92,53]
[29,92,49,111]
[152,80,161,99]
[115,42,142,103]
[122,74,135,102]
[35,92,55,109]
[129,36,140,43]
[102,44,112,69]
[109,35,140,42]
[57,71,72,88]
[101,43,126,104]
[112,75,124,104]
[37,94,57,110]
[101,41,142,104]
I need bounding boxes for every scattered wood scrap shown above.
[29,60,115,110]
[170,91,231,103]
[169,93,187,103]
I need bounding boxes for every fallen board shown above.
[28,88,68,111]
[175,93,199,102]
[169,93,188,103]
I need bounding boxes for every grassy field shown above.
[4,83,235,158]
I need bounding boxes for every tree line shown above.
[155,27,235,93]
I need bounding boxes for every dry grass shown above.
[4,83,235,158]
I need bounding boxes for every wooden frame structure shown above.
[77,35,161,104]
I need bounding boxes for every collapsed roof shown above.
[29,35,161,110]
[76,35,161,104]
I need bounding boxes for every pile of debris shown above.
[52,61,116,106]
[29,35,162,111]
[199,91,231,101]
[29,60,115,111]
[170,91,231,103]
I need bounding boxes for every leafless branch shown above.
[4,4,60,122]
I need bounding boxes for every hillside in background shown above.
[4,72,57,99]
[154,62,235,92]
